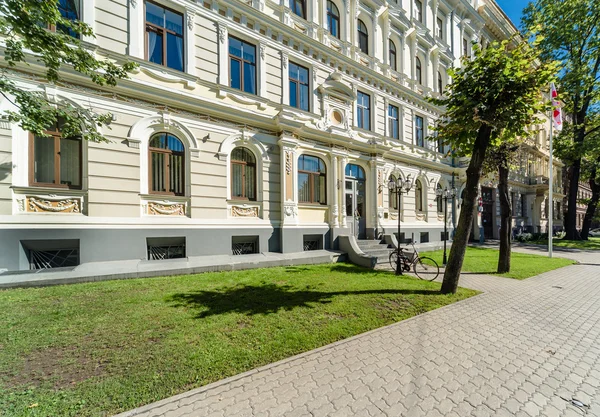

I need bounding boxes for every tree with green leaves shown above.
[431,37,556,294]
[0,0,136,142]
[523,0,600,240]
[482,140,521,274]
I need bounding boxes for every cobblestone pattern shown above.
[115,252,600,417]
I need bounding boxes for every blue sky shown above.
[495,0,530,29]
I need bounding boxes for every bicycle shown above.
[389,240,440,281]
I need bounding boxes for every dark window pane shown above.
[243,62,256,94]
[148,31,163,65]
[146,2,164,27]
[243,43,256,63]
[167,134,184,152]
[170,153,183,194]
[151,152,165,192]
[167,34,184,71]
[300,84,309,111]
[245,164,255,200]
[33,136,55,184]
[150,133,166,148]
[60,138,81,187]
[232,163,243,198]
[165,9,183,34]
[298,172,310,202]
[230,59,241,90]
[298,65,308,83]
[229,37,242,58]
[290,81,298,108]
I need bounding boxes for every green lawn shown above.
[425,246,575,279]
[531,236,600,250]
[0,264,477,417]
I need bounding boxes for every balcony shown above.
[528,175,549,186]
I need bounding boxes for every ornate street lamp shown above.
[388,174,413,275]
[436,186,458,265]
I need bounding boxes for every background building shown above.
[0,0,559,272]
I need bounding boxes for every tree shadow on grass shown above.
[167,282,439,318]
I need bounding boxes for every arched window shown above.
[389,175,398,210]
[231,147,256,201]
[415,57,422,84]
[298,155,326,204]
[437,184,443,213]
[415,179,423,212]
[149,132,185,195]
[327,0,340,39]
[389,40,397,71]
[290,0,306,18]
[438,71,443,93]
[357,20,368,54]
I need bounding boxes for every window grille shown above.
[29,248,79,270]
[232,236,259,255]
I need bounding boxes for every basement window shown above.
[232,236,259,255]
[147,237,186,260]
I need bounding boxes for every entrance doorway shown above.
[345,164,366,239]
[481,187,495,239]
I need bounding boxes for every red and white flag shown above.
[551,82,563,131]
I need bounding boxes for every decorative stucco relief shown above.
[147,201,186,216]
[27,197,80,213]
[231,206,259,217]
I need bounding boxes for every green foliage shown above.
[0,0,136,142]
[430,36,557,157]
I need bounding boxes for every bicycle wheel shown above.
[389,251,398,269]
[413,256,440,281]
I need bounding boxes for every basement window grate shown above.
[232,236,259,255]
[303,235,323,251]
[29,248,79,270]
[146,237,186,260]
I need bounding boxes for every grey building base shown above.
[280,226,331,253]
[0,227,281,272]
[0,250,346,289]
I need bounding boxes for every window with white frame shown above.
[388,104,399,140]
[357,91,371,130]
[436,16,444,40]
[389,40,397,71]
[289,62,310,112]
[415,115,424,147]
[145,1,184,71]
[229,36,256,95]
[414,0,423,22]
[327,0,340,39]
[415,56,422,84]
[357,20,369,54]
[415,179,424,212]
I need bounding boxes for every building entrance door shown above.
[481,187,495,239]
[345,164,366,239]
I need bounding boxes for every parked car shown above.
[589,228,600,237]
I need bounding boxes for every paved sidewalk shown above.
[116,251,600,417]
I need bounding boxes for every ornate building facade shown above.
[0,0,562,271]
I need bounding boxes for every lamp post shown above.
[388,174,413,275]
[436,186,457,265]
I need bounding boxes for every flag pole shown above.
[548,108,553,258]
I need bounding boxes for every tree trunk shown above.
[441,125,493,294]
[581,173,599,240]
[497,162,512,273]
[564,124,586,240]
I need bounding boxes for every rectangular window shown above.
[357,91,370,130]
[54,0,81,38]
[229,36,257,95]
[437,17,444,39]
[30,121,82,189]
[145,1,184,71]
[415,115,424,147]
[415,0,423,22]
[388,105,399,140]
[521,194,527,217]
[289,62,310,112]
[511,192,517,215]
[463,38,469,57]
[290,0,306,19]
[436,133,444,153]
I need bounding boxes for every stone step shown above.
[356,240,390,249]
[359,249,394,258]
